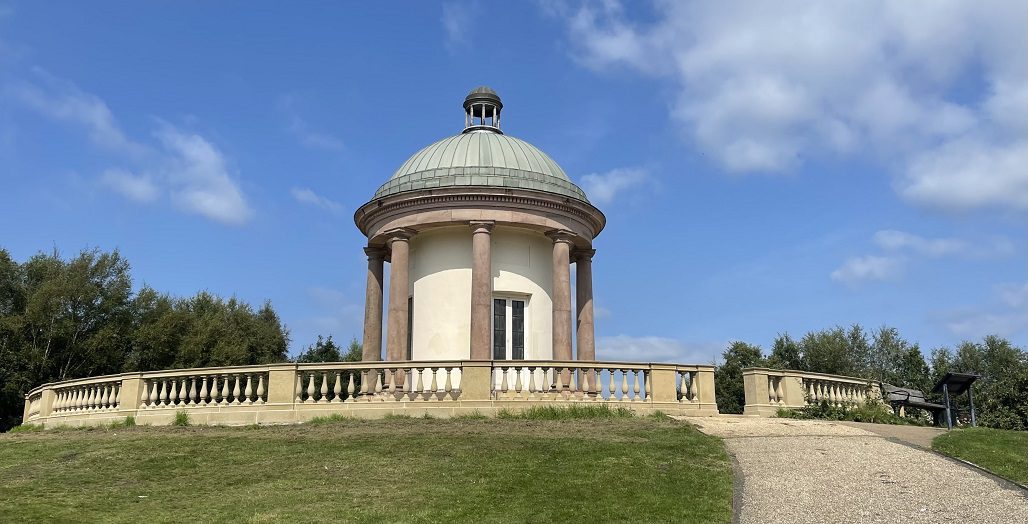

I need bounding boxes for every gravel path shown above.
[682,417,1028,523]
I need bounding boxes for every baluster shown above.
[199,376,210,405]
[527,367,537,399]
[775,377,785,405]
[84,386,94,410]
[145,380,155,409]
[295,373,303,402]
[514,366,523,398]
[158,380,168,407]
[444,367,453,400]
[185,378,196,406]
[170,379,181,407]
[69,388,77,411]
[554,367,564,398]
[620,369,629,401]
[332,372,342,403]
[387,368,397,397]
[80,387,89,410]
[607,369,616,401]
[414,368,425,401]
[346,372,356,402]
[243,374,254,405]
[113,384,121,409]
[319,372,330,403]
[219,375,230,406]
[539,366,551,399]
[230,375,241,405]
[678,372,687,401]
[645,371,652,401]
[632,370,641,402]
[500,366,509,398]
[100,385,110,409]
[375,370,384,400]
[256,374,266,404]
[305,373,316,403]
[428,368,439,402]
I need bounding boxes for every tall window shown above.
[492,297,526,360]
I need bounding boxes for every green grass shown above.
[496,404,636,420]
[933,427,1028,487]
[0,417,732,523]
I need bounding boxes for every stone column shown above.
[547,231,574,367]
[574,248,596,394]
[386,229,415,389]
[361,247,386,362]
[386,229,415,362]
[574,249,596,361]
[469,221,494,360]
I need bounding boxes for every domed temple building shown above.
[354,87,605,368]
[22,88,727,428]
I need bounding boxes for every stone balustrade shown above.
[742,367,881,416]
[23,361,717,428]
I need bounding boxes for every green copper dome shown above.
[373,88,589,202]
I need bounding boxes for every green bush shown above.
[452,410,488,420]
[777,400,922,425]
[173,411,190,427]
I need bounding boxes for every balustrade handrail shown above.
[741,367,876,385]
[27,360,715,399]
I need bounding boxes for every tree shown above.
[0,246,291,432]
[799,327,856,376]
[296,335,342,363]
[766,333,803,370]
[715,341,765,414]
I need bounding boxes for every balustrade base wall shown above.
[29,400,719,428]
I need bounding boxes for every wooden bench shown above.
[882,385,946,426]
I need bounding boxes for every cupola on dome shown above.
[373,87,589,202]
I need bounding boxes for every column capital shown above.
[383,227,416,244]
[364,246,387,260]
[469,220,495,234]
[545,229,576,245]
[572,248,596,263]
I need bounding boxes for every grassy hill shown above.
[0,411,732,523]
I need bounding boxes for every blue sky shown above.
[1,2,1025,363]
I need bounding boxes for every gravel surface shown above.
[681,417,1028,523]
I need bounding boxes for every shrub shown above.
[173,411,190,427]
[777,400,922,425]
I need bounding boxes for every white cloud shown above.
[100,168,159,202]
[944,281,1028,339]
[999,282,1028,309]
[441,2,479,50]
[9,73,253,225]
[830,255,903,285]
[291,187,343,215]
[8,72,146,156]
[558,1,1028,211]
[156,126,253,225]
[596,335,723,365]
[898,138,1028,212]
[873,230,965,257]
[873,229,1013,258]
[580,167,647,204]
[279,95,344,152]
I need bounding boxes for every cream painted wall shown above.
[408,226,554,361]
